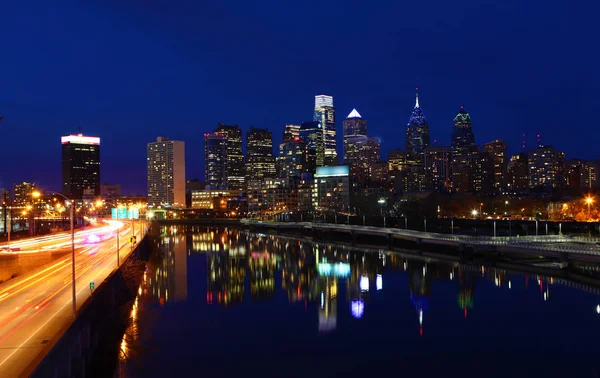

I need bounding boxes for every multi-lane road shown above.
[0,219,145,377]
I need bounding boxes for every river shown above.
[115,225,600,378]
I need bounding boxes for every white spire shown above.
[347,108,362,118]
[415,88,420,108]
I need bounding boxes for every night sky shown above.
[1,1,598,194]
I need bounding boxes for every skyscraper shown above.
[246,127,276,183]
[345,135,381,186]
[215,123,245,190]
[282,124,301,142]
[483,139,508,191]
[204,133,227,189]
[343,108,367,163]
[451,106,477,193]
[405,89,430,164]
[451,106,475,155]
[279,138,307,184]
[314,95,337,166]
[61,134,101,199]
[300,121,324,174]
[147,136,186,207]
[424,147,452,192]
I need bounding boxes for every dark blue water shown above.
[117,227,600,378]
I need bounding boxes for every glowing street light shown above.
[585,196,594,220]
[471,209,478,218]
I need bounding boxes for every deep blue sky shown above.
[1,1,598,194]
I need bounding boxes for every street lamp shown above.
[33,190,77,319]
[378,198,386,227]
[471,209,478,218]
[585,196,594,220]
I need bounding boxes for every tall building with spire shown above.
[451,106,478,193]
[405,89,430,165]
[314,95,337,166]
[343,108,367,163]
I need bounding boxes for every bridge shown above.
[241,220,600,263]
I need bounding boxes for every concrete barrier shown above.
[22,236,151,378]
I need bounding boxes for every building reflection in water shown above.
[148,228,188,305]
[131,227,566,341]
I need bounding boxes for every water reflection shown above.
[117,226,600,377]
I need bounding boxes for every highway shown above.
[0,219,145,377]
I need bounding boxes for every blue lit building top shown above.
[315,165,349,178]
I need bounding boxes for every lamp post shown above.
[34,191,76,319]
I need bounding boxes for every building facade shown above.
[405,89,430,165]
[300,121,324,173]
[215,123,245,190]
[483,139,508,191]
[314,95,337,166]
[528,145,565,189]
[147,136,186,207]
[13,182,36,207]
[204,133,227,189]
[343,109,367,163]
[424,147,452,193]
[61,134,101,199]
[345,135,381,186]
[313,166,350,212]
[246,127,276,185]
[506,153,529,193]
[279,138,307,185]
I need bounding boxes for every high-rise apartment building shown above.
[313,166,349,212]
[314,95,337,166]
[450,106,477,193]
[147,136,186,207]
[483,139,508,191]
[528,145,565,189]
[246,127,276,184]
[388,149,408,189]
[506,153,529,192]
[473,152,495,194]
[343,109,367,162]
[13,182,36,207]
[405,89,430,164]
[61,134,101,199]
[300,121,324,174]
[204,133,227,189]
[424,147,452,193]
[566,159,598,190]
[345,135,381,186]
[215,123,245,190]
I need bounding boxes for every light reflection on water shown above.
[116,226,600,378]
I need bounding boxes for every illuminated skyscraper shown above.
[61,133,101,199]
[300,121,324,173]
[279,138,307,184]
[451,106,475,154]
[282,124,300,142]
[343,109,367,162]
[147,136,186,207]
[246,127,276,183]
[314,95,337,166]
[204,133,227,189]
[215,123,245,190]
[506,153,529,193]
[405,89,430,164]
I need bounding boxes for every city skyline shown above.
[1,2,598,194]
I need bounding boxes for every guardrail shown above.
[241,219,600,256]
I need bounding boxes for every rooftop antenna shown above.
[521,133,526,151]
[537,133,541,147]
[77,125,82,135]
